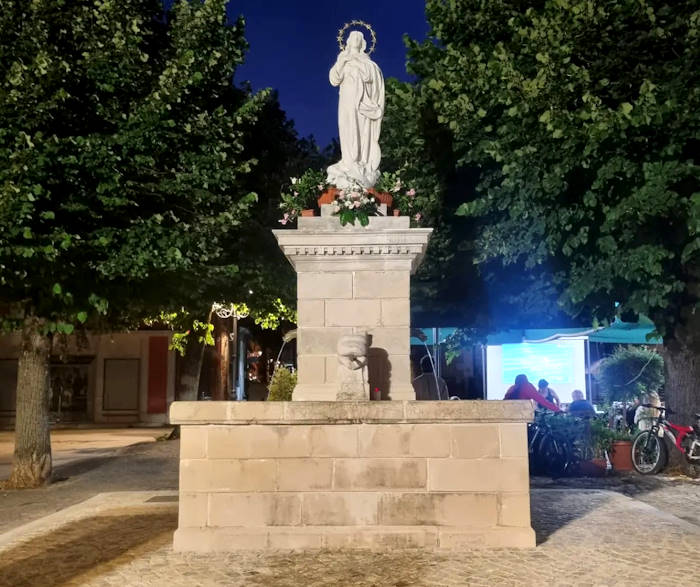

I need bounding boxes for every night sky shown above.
[225,1,429,147]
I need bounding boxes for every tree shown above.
[596,346,664,403]
[0,0,270,486]
[398,0,699,422]
[381,78,584,331]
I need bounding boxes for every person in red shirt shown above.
[504,374,560,412]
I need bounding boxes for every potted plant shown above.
[584,417,615,475]
[328,186,382,226]
[609,429,635,472]
[279,169,327,224]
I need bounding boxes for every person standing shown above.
[412,355,448,400]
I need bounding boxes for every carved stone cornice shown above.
[273,216,432,273]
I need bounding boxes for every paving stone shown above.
[2,439,700,586]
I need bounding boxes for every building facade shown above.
[0,331,175,426]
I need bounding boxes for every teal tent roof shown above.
[410,320,661,346]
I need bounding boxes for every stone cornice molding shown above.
[273,217,432,274]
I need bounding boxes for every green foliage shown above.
[170,319,214,356]
[444,327,482,364]
[0,0,268,332]
[397,0,699,334]
[267,366,296,401]
[589,417,616,457]
[278,169,328,223]
[596,346,665,402]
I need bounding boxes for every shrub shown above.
[595,346,664,403]
[267,367,297,401]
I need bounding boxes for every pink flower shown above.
[414,213,422,222]
[317,184,325,191]
[353,200,361,208]
[278,212,290,225]
[407,188,416,197]
[293,191,299,196]
[338,190,345,199]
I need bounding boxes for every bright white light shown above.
[486,339,587,403]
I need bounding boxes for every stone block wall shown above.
[273,216,432,401]
[171,400,535,551]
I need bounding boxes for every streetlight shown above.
[212,303,249,401]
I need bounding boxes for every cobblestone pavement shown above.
[0,438,178,534]
[2,440,700,586]
[532,472,700,527]
[1,488,699,587]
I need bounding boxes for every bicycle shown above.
[528,412,577,477]
[631,404,700,474]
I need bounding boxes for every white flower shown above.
[290,177,298,185]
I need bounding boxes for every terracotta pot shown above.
[369,189,393,208]
[317,188,337,207]
[610,440,634,471]
[300,209,315,217]
[392,209,400,217]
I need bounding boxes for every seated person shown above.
[504,374,560,412]
[635,391,660,431]
[567,389,596,418]
[537,379,560,407]
[412,355,448,400]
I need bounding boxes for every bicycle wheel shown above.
[537,434,569,477]
[632,431,668,474]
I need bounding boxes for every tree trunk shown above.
[176,336,205,401]
[660,295,700,427]
[6,318,52,488]
[212,314,230,401]
[661,340,700,427]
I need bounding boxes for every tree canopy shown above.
[0,0,309,485]
[0,0,273,334]
[405,0,698,332]
[389,0,699,420]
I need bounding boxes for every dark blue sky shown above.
[225,1,429,146]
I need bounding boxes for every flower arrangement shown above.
[279,169,327,225]
[278,168,424,226]
[375,170,421,222]
[330,185,380,226]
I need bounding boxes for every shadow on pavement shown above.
[530,489,611,544]
[51,455,117,481]
[0,510,176,586]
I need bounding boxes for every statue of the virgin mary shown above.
[326,29,385,189]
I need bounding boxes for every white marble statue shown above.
[327,30,385,189]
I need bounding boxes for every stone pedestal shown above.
[171,400,536,551]
[273,216,432,401]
